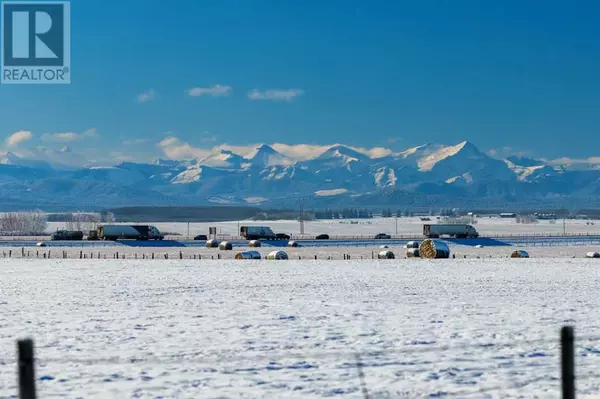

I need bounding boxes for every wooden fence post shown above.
[17,338,36,399]
[561,325,575,399]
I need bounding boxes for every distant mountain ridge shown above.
[0,141,598,210]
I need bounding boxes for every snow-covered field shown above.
[46,216,600,238]
[2,259,600,398]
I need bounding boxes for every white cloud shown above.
[41,128,99,142]
[247,89,304,102]
[157,136,211,159]
[156,136,393,162]
[547,157,600,165]
[136,89,157,103]
[272,143,391,159]
[6,130,33,147]
[82,128,98,137]
[187,84,232,97]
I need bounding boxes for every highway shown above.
[1,234,600,248]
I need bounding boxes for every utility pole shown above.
[563,216,566,236]
[395,216,398,236]
[299,199,305,235]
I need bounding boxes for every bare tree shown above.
[0,211,48,235]
[65,212,101,232]
[440,216,478,225]
[516,214,538,224]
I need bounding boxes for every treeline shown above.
[314,208,374,219]
[314,208,419,219]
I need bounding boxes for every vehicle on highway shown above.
[240,226,290,240]
[194,234,208,240]
[423,223,479,238]
[374,233,391,239]
[88,225,164,241]
[50,230,83,240]
[316,234,330,240]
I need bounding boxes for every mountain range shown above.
[0,141,599,211]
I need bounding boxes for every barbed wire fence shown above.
[5,326,591,398]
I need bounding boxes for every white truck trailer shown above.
[423,223,479,239]
[92,225,164,241]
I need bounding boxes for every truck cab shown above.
[149,225,164,240]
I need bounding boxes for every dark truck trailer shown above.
[240,226,289,240]
[51,230,84,240]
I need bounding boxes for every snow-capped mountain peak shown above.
[198,149,247,169]
[418,141,481,172]
[317,144,369,162]
[248,144,294,167]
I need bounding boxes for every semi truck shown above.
[423,223,479,239]
[88,225,164,241]
[50,230,84,240]
[240,225,290,240]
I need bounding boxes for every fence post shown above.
[17,338,37,399]
[561,325,575,399]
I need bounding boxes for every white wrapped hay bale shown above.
[378,250,395,259]
[475,244,484,248]
[219,241,233,250]
[585,252,600,258]
[235,251,262,260]
[510,250,529,258]
[266,250,288,260]
[287,240,299,247]
[249,240,262,248]
[379,245,389,249]
[407,248,420,258]
[419,239,450,259]
[405,241,419,249]
[205,239,219,248]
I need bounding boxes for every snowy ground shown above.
[2,259,600,398]
[46,216,600,239]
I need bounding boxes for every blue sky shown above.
[1,0,599,164]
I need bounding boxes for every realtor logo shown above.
[1,1,70,84]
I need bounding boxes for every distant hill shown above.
[109,206,262,222]
[1,141,599,210]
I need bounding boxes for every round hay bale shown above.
[405,241,419,249]
[510,250,529,258]
[377,250,395,259]
[475,244,484,248]
[249,240,262,248]
[585,252,600,258]
[36,242,46,247]
[379,245,389,249]
[235,251,262,260]
[287,240,299,247]
[407,248,420,258]
[419,239,450,259]
[266,250,288,260]
[205,239,219,248]
[219,241,233,251]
